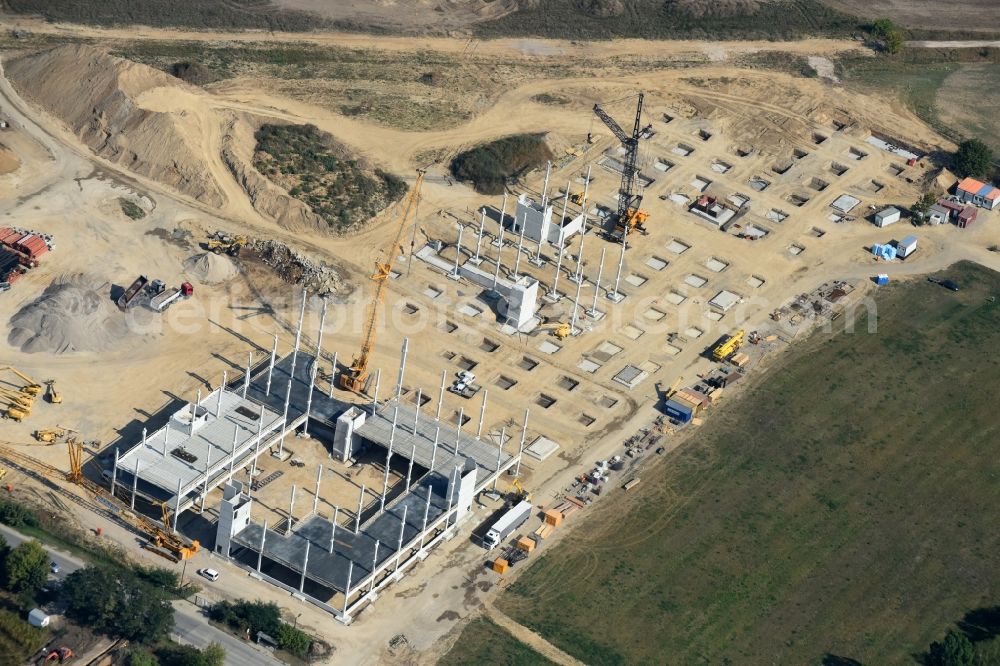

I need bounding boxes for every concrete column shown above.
[516,408,529,476]
[329,506,339,553]
[329,351,338,398]
[472,208,486,263]
[405,440,416,494]
[216,372,227,416]
[257,519,268,572]
[454,407,464,456]
[419,485,432,549]
[444,467,457,527]
[413,388,422,433]
[299,539,310,594]
[549,185,570,299]
[609,226,627,302]
[395,338,409,399]
[342,560,354,616]
[251,402,265,476]
[163,420,170,457]
[540,160,552,209]
[571,267,584,334]
[493,426,506,491]
[173,477,182,533]
[355,484,365,533]
[243,352,253,399]
[141,427,147,452]
[435,370,446,421]
[278,378,292,455]
[303,363,318,436]
[572,164,593,283]
[394,505,408,571]
[450,225,463,278]
[369,540,381,593]
[200,442,213,513]
[289,288,307,381]
[287,484,297,535]
[513,212,527,279]
[476,390,488,440]
[430,425,440,473]
[191,389,201,437]
[495,192,508,244]
[372,368,382,412]
[312,464,323,514]
[380,403,399,513]
[130,457,139,510]
[589,246,607,316]
[110,448,119,499]
[315,297,328,364]
[265,333,278,397]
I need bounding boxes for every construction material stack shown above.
[0,226,52,288]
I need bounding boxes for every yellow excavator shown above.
[538,321,571,340]
[510,477,531,502]
[341,171,425,393]
[45,380,61,405]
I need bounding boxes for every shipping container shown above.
[663,399,693,423]
[897,235,918,259]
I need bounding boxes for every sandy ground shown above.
[0,24,997,665]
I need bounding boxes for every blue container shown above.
[663,399,693,423]
[875,274,889,286]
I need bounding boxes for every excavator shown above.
[509,477,531,503]
[33,426,76,444]
[340,171,425,393]
[537,321,571,340]
[45,380,61,405]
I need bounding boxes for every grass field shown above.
[439,617,556,666]
[476,262,1000,665]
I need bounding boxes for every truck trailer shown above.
[483,500,533,550]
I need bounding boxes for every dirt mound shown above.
[184,252,239,285]
[0,144,20,175]
[246,239,350,297]
[5,44,224,207]
[221,117,327,233]
[7,274,130,354]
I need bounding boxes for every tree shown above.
[871,18,904,54]
[2,540,48,594]
[62,566,174,643]
[927,630,975,666]
[871,18,895,37]
[913,191,939,217]
[954,139,994,178]
[156,642,226,666]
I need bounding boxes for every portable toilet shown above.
[897,235,918,259]
[875,274,889,286]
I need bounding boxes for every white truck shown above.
[483,500,533,550]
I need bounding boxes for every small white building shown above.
[927,204,950,225]
[28,609,49,628]
[874,206,901,227]
[514,194,584,246]
[897,235,918,259]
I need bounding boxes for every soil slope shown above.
[5,44,225,207]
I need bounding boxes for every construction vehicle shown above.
[40,646,73,663]
[149,282,193,312]
[593,93,652,240]
[116,275,148,310]
[33,426,76,444]
[711,329,745,362]
[0,386,33,421]
[509,478,531,503]
[537,321,571,340]
[45,380,61,404]
[569,190,585,205]
[206,233,248,256]
[483,500,533,550]
[63,439,200,561]
[341,171,425,393]
[664,376,683,398]
[1,366,42,396]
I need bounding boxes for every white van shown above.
[198,568,220,582]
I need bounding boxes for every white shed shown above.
[875,206,901,227]
[897,235,918,259]
[27,609,49,628]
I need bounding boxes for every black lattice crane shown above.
[593,93,651,239]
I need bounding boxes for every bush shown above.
[209,599,313,656]
[450,134,553,194]
[927,629,975,666]
[275,622,312,658]
[62,566,174,643]
[118,198,146,220]
[0,499,38,528]
[954,139,994,178]
[156,642,226,666]
[2,540,48,595]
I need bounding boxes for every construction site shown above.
[0,24,997,664]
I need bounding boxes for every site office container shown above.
[663,399,693,423]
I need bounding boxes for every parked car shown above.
[942,280,960,292]
[49,562,60,574]
[198,568,220,582]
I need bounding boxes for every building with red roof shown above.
[956,177,1000,210]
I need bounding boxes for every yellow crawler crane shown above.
[711,329,746,362]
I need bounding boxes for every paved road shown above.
[0,525,277,665]
[172,602,281,666]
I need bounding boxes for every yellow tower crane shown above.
[340,171,426,393]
